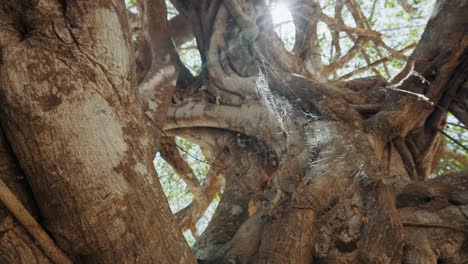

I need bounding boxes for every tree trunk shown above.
[0,0,467,263]
[0,1,194,262]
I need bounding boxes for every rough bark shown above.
[163,0,468,263]
[0,0,194,262]
[0,127,52,263]
[0,0,466,263]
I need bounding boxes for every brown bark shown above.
[289,0,323,79]
[128,12,193,48]
[162,0,468,263]
[0,0,194,262]
[0,178,71,263]
[0,127,52,263]
[1,0,467,263]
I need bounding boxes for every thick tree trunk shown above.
[0,1,194,262]
[0,0,466,263]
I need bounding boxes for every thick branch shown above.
[0,127,54,262]
[289,0,323,79]
[366,0,468,146]
[194,142,267,262]
[169,15,194,47]
[0,1,196,261]
[164,100,281,145]
[269,73,364,125]
[448,80,468,128]
[137,0,193,126]
[130,11,194,47]
[0,179,72,263]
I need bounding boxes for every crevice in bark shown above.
[57,0,67,15]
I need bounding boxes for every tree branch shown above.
[319,13,381,38]
[338,44,416,80]
[0,179,73,264]
[366,0,468,146]
[169,15,194,47]
[158,136,225,235]
[322,37,369,77]
[175,164,224,235]
[346,0,390,77]
[137,0,193,126]
[164,100,280,144]
[159,137,207,203]
[437,128,468,152]
[289,0,324,79]
[448,80,468,128]
[397,0,415,13]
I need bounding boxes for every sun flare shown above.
[271,2,292,25]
